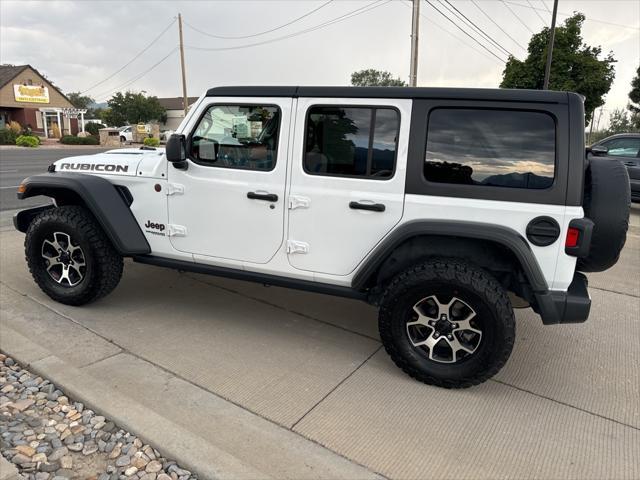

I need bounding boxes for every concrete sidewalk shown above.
[1,212,639,479]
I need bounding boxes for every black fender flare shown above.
[15,173,150,256]
[351,220,548,292]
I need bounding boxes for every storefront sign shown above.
[136,123,150,134]
[61,107,86,119]
[14,84,50,103]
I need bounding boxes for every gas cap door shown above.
[526,216,561,246]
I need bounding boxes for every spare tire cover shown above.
[578,157,630,272]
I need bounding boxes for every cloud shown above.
[0,0,637,112]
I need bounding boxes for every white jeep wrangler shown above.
[14,86,630,388]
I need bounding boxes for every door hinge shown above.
[287,240,309,254]
[165,183,185,196]
[166,224,187,237]
[288,195,310,210]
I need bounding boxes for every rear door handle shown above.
[247,191,278,202]
[349,201,385,212]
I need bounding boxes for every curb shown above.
[0,323,382,480]
[1,328,268,480]
[0,456,23,480]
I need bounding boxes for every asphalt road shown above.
[0,147,110,211]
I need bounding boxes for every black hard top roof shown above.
[206,86,573,104]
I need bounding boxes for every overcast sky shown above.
[1,0,638,122]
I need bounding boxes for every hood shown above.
[53,148,165,177]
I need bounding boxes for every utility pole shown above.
[178,13,189,116]
[409,0,420,87]
[543,0,558,90]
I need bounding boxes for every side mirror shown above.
[166,134,188,169]
[166,134,186,162]
[589,145,609,156]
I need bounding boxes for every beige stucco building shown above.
[157,96,198,130]
[0,64,83,137]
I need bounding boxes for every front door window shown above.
[190,104,280,171]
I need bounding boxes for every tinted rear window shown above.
[424,109,555,189]
[304,106,399,179]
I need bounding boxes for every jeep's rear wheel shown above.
[378,259,515,388]
[25,205,123,305]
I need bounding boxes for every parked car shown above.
[13,86,630,388]
[118,126,133,144]
[160,129,175,143]
[589,133,640,202]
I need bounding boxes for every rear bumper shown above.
[535,272,591,325]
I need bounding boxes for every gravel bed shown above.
[0,352,198,480]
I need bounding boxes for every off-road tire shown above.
[25,205,123,306]
[378,258,515,388]
[578,157,630,272]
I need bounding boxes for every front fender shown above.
[16,172,151,256]
[13,204,55,233]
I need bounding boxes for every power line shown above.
[540,0,552,14]
[81,19,176,94]
[185,0,391,52]
[424,0,507,63]
[500,0,535,34]
[184,0,334,40]
[439,0,514,57]
[94,47,178,102]
[470,0,527,51]
[526,0,548,26]
[400,0,505,65]
[505,1,640,30]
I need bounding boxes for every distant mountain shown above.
[481,171,552,189]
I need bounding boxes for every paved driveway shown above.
[1,205,638,479]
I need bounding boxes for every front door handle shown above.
[349,201,385,212]
[247,191,278,202]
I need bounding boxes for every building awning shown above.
[39,107,87,116]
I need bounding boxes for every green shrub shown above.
[143,137,160,147]
[15,135,40,148]
[85,122,105,136]
[60,135,99,145]
[0,128,18,145]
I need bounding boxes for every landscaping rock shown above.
[0,357,198,480]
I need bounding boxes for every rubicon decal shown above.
[59,163,129,173]
[144,220,166,236]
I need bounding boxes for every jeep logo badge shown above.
[144,220,166,236]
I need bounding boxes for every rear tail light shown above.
[565,219,594,258]
[565,227,580,248]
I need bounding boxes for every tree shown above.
[607,108,633,134]
[351,69,407,87]
[589,107,639,143]
[628,65,640,129]
[66,92,103,118]
[66,92,95,110]
[501,13,615,123]
[100,91,166,126]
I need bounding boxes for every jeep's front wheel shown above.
[25,205,123,306]
[378,259,515,388]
